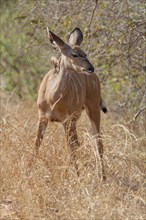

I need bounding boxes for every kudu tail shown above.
[100,98,108,113]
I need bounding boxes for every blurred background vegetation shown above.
[0,0,146,120]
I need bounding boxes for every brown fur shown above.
[35,28,106,180]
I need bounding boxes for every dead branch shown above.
[132,106,146,121]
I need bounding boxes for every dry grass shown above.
[0,92,146,220]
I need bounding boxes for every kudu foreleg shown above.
[35,113,48,153]
[27,113,48,172]
[63,119,80,175]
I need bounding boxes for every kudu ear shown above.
[47,27,74,56]
[47,27,65,49]
[67,27,83,46]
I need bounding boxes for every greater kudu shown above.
[35,28,106,180]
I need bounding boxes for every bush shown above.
[1,0,145,119]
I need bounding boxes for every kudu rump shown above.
[35,27,107,180]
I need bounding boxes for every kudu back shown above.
[35,27,106,180]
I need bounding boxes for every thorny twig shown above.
[131,106,146,122]
[88,0,98,30]
[110,35,140,64]
[87,0,98,55]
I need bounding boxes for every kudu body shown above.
[35,28,106,180]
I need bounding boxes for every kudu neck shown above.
[59,55,73,73]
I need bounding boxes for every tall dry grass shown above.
[0,92,145,220]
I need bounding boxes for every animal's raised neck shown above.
[59,55,72,71]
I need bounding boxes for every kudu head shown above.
[47,27,94,75]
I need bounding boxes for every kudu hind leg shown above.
[87,106,106,181]
[97,134,106,181]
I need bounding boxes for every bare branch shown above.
[87,0,98,55]
[132,107,146,121]
[88,0,98,30]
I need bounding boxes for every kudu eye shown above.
[71,53,78,58]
